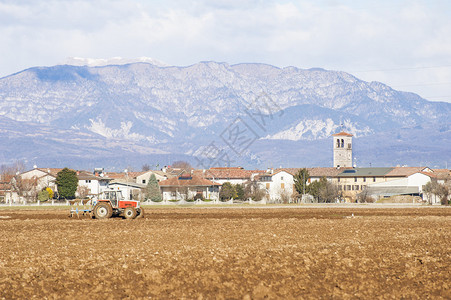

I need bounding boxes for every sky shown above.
[1,0,451,102]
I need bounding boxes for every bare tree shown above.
[12,176,39,203]
[424,179,450,205]
[171,161,193,173]
[244,181,266,201]
[76,185,90,199]
[278,188,292,204]
[357,188,374,203]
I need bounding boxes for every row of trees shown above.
[293,169,340,203]
[219,182,266,201]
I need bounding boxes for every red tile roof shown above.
[37,168,64,177]
[332,131,353,137]
[282,167,346,177]
[385,167,427,177]
[194,168,265,180]
[159,175,221,187]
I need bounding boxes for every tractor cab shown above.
[101,190,124,208]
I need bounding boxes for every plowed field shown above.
[0,206,450,299]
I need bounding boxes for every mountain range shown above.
[0,59,449,170]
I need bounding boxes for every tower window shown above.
[336,139,340,148]
[341,139,344,147]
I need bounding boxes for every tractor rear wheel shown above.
[124,207,137,219]
[136,207,145,219]
[94,202,113,219]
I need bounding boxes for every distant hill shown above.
[0,60,449,170]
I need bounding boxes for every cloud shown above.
[0,0,450,101]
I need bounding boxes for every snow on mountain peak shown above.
[262,119,373,141]
[63,57,168,67]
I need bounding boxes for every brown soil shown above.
[0,207,450,299]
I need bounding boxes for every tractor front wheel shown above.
[124,207,137,219]
[94,202,113,219]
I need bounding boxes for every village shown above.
[1,131,450,206]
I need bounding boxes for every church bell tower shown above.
[332,131,353,168]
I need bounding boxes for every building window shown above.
[354,177,357,182]
[281,176,284,181]
[336,139,340,148]
[341,139,344,147]
[347,185,351,191]
[373,177,376,182]
[338,177,340,182]
[363,177,366,182]
[85,180,91,183]
[142,180,146,184]
[355,185,359,191]
[338,185,342,191]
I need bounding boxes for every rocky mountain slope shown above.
[0,60,449,169]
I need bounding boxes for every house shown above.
[365,171,435,202]
[256,169,295,203]
[134,170,172,185]
[76,171,112,197]
[194,167,264,185]
[159,174,221,201]
[336,167,394,199]
[7,167,61,203]
[307,167,345,183]
[336,166,440,202]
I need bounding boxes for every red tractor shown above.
[92,189,144,219]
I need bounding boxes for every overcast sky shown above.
[1,0,451,102]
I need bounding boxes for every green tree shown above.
[146,173,162,202]
[56,168,78,199]
[234,184,245,200]
[307,179,322,201]
[219,182,236,201]
[307,177,339,203]
[294,168,309,195]
[38,189,50,202]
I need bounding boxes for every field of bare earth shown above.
[0,206,449,299]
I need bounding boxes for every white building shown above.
[257,169,295,203]
[365,171,435,202]
[76,171,112,197]
[194,167,264,185]
[159,174,221,201]
[134,170,170,185]
[6,167,61,203]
